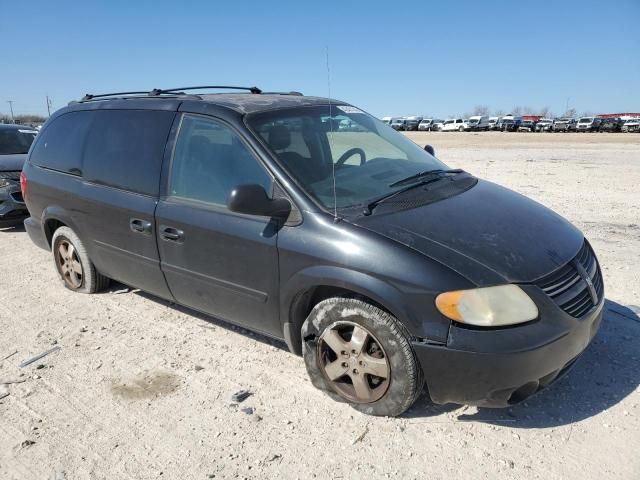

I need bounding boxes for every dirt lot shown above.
[1,132,639,480]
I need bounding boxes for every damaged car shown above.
[0,124,37,227]
[22,87,604,416]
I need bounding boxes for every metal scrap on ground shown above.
[19,346,61,368]
[2,350,18,360]
[231,389,252,403]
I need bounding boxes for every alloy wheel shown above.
[317,322,390,403]
[55,239,83,289]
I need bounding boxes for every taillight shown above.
[20,170,27,200]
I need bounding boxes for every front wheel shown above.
[302,297,424,416]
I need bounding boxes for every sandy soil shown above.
[1,132,639,480]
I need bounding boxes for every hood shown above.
[0,154,27,171]
[351,179,583,286]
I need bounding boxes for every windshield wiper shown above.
[362,169,464,216]
[388,168,462,188]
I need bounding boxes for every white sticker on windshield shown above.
[18,129,38,134]
[336,105,364,114]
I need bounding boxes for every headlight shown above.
[435,285,538,327]
[0,180,11,188]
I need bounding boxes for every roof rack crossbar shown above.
[149,86,262,95]
[81,91,150,101]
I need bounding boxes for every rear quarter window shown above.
[82,110,175,196]
[29,111,94,174]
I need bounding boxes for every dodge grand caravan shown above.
[22,86,604,416]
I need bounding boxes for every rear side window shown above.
[29,111,94,174]
[83,110,175,196]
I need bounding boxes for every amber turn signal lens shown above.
[435,290,463,321]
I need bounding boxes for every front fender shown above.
[280,265,434,354]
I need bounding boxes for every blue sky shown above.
[2,0,639,118]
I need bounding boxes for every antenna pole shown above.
[46,96,52,116]
[7,101,15,123]
[326,47,338,221]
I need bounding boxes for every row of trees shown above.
[0,113,47,124]
[463,105,592,119]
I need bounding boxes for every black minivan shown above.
[22,87,604,416]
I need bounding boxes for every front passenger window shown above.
[170,115,272,206]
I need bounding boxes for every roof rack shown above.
[75,85,304,104]
[149,86,262,95]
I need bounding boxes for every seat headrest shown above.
[267,125,291,151]
[188,135,211,156]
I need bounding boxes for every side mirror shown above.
[424,144,436,157]
[227,184,291,219]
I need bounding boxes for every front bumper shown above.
[414,291,604,407]
[0,183,28,227]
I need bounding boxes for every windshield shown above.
[579,117,593,123]
[468,119,479,124]
[0,128,37,155]
[247,105,447,211]
[391,119,403,124]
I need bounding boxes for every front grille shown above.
[0,171,21,182]
[535,241,604,318]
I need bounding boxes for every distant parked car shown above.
[552,118,576,132]
[418,118,443,131]
[390,118,407,131]
[518,120,537,132]
[576,117,602,132]
[431,119,445,131]
[441,118,467,132]
[621,118,640,133]
[487,117,500,130]
[498,118,522,132]
[382,117,392,125]
[535,118,554,132]
[598,118,622,133]
[404,116,423,131]
[466,115,490,131]
[0,124,38,226]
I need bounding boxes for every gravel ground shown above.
[1,132,639,480]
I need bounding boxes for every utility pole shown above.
[7,101,15,123]
[46,96,52,116]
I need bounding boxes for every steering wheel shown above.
[336,147,366,168]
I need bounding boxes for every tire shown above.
[51,226,110,293]
[301,297,424,417]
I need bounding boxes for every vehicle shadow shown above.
[104,282,289,352]
[405,299,640,428]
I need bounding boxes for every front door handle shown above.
[160,225,184,242]
[130,218,152,235]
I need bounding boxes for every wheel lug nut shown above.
[351,349,357,354]
[352,369,358,374]
[342,362,348,368]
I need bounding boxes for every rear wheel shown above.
[302,297,424,416]
[52,226,109,293]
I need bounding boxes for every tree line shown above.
[0,113,48,124]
